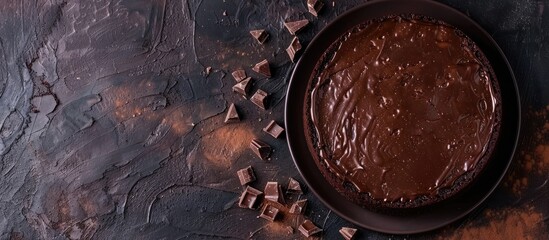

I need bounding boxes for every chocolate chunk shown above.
[298,220,322,237]
[238,186,263,209]
[250,29,269,44]
[284,19,309,35]
[339,227,358,240]
[286,37,302,62]
[232,77,252,97]
[250,89,268,110]
[232,69,246,82]
[289,199,307,214]
[224,103,240,123]
[250,139,271,160]
[264,181,285,204]
[204,66,212,76]
[237,166,256,185]
[259,204,280,222]
[287,177,303,193]
[252,59,271,77]
[263,120,285,138]
[307,0,324,17]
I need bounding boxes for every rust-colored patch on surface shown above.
[201,124,255,168]
[444,206,546,240]
[164,108,193,135]
[262,222,295,237]
[534,144,549,171]
[504,105,549,195]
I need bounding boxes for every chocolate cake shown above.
[305,16,501,208]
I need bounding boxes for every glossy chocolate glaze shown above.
[310,17,499,202]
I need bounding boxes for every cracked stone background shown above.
[0,0,548,239]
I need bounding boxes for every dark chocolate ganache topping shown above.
[310,17,499,201]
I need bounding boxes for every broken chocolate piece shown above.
[259,204,280,222]
[250,29,269,44]
[250,139,271,160]
[204,66,212,76]
[289,199,307,214]
[224,103,240,123]
[263,120,285,138]
[232,77,252,97]
[251,89,268,110]
[264,181,285,204]
[284,19,309,35]
[287,177,303,193]
[237,166,256,185]
[286,37,302,62]
[232,69,246,82]
[298,220,322,237]
[307,0,324,17]
[252,59,271,77]
[238,186,263,209]
[339,227,358,240]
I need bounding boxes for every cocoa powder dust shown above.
[444,206,546,240]
[505,105,549,195]
[443,105,549,239]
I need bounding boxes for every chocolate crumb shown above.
[250,29,269,44]
[250,139,271,160]
[232,69,247,82]
[298,220,322,237]
[263,120,285,138]
[287,177,302,193]
[339,227,357,240]
[286,37,302,62]
[259,204,280,222]
[238,186,263,209]
[307,0,324,17]
[237,166,256,185]
[264,181,285,204]
[252,59,271,77]
[289,199,307,214]
[204,66,212,76]
[251,89,268,110]
[224,103,240,123]
[232,77,253,97]
[284,19,309,35]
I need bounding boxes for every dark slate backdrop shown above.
[0,0,547,239]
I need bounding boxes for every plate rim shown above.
[285,0,521,234]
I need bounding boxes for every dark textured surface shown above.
[0,0,547,239]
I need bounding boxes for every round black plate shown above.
[285,0,520,234]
